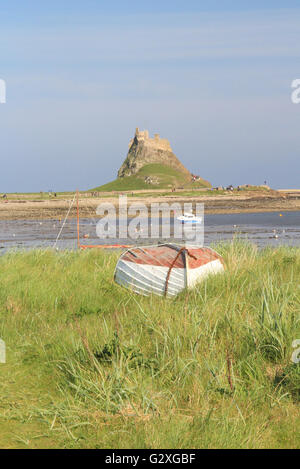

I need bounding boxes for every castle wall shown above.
[134,128,172,152]
[119,128,191,178]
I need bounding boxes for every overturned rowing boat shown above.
[114,244,225,297]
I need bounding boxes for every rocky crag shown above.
[118,128,191,179]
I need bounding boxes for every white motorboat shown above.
[176,212,203,224]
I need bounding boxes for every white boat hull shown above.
[114,244,224,297]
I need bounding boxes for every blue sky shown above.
[1,1,300,191]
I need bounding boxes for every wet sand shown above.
[1,211,299,251]
[0,190,300,220]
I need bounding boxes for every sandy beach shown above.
[0,189,299,220]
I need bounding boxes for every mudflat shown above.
[0,190,300,220]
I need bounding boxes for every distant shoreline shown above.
[0,190,299,220]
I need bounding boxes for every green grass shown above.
[92,164,211,192]
[106,188,265,199]
[0,242,299,448]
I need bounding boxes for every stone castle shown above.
[118,128,191,178]
[128,128,172,152]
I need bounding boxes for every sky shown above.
[1,1,300,192]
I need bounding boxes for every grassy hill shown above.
[92,164,211,192]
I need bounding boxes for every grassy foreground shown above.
[0,242,299,449]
